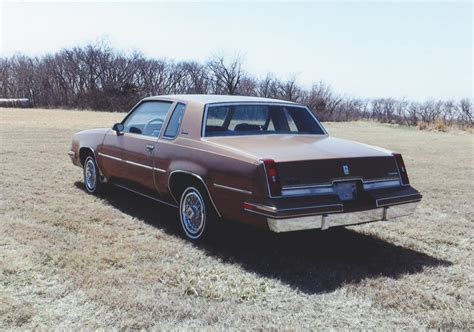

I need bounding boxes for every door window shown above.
[123,101,173,137]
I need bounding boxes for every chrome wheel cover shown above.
[180,188,205,238]
[85,158,97,191]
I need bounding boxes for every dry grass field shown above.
[1,107,473,329]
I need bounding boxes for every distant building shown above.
[0,98,33,108]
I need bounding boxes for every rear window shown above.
[204,104,325,137]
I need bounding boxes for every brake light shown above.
[393,153,410,185]
[262,159,282,197]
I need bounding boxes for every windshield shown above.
[204,104,325,137]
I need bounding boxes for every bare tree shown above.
[277,76,303,102]
[459,98,472,125]
[0,42,471,126]
[419,100,443,124]
[207,55,243,95]
[256,73,277,98]
[176,61,209,94]
[303,81,343,121]
[237,75,258,96]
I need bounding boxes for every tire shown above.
[179,186,218,241]
[83,155,102,195]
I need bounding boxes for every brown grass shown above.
[1,108,473,329]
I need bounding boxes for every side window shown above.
[123,101,172,137]
[163,103,186,138]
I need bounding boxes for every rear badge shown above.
[342,165,350,175]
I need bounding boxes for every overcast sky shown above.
[1,1,472,100]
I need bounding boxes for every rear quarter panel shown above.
[155,137,269,227]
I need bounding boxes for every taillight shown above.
[393,153,410,185]
[262,159,282,197]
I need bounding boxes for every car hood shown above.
[203,135,393,162]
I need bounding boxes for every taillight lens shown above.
[393,153,410,185]
[262,159,282,197]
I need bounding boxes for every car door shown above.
[99,100,173,191]
[119,100,175,192]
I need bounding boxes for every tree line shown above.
[0,42,471,127]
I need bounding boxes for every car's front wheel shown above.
[83,155,102,194]
[179,186,217,241]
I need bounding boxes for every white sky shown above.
[1,0,473,100]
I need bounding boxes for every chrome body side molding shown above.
[213,183,252,195]
[98,152,166,173]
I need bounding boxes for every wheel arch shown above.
[79,147,95,166]
[78,146,107,181]
[168,170,222,218]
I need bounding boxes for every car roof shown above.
[142,94,298,106]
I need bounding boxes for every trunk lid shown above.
[204,135,400,186]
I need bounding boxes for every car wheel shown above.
[83,155,102,194]
[179,186,217,241]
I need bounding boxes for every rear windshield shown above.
[204,104,325,137]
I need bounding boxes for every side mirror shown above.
[112,123,124,135]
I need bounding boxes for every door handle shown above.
[146,144,155,151]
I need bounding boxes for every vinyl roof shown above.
[143,94,297,105]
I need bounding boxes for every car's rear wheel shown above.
[179,186,217,241]
[83,156,102,194]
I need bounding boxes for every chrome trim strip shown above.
[125,159,153,170]
[244,202,277,213]
[168,170,222,218]
[376,194,422,207]
[245,207,343,219]
[244,202,342,214]
[213,183,252,195]
[98,152,121,162]
[153,167,167,173]
[112,183,178,208]
[281,186,335,197]
[260,159,274,198]
[98,152,165,173]
[283,183,334,190]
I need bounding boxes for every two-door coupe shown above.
[69,95,422,241]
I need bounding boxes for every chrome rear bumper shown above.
[267,202,418,233]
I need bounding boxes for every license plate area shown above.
[333,182,357,201]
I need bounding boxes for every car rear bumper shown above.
[266,201,418,233]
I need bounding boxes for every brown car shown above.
[69,95,422,241]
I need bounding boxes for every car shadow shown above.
[75,182,451,295]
